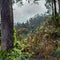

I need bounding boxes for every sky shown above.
[13,0,47,23]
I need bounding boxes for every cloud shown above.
[0,0,47,23]
[14,0,47,23]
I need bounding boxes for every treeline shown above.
[15,14,46,34]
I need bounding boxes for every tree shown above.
[53,0,57,16]
[1,0,14,50]
[58,0,60,15]
[45,0,57,16]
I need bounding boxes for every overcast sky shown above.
[13,0,47,23]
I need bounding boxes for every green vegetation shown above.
[0,0,60,60]
[15,16,60,59]
[0,15,60,60]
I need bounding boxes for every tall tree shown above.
[45,0,52,14]
[1,0,14,50]
[53,0,57,16]
[0,0,1,20]
[58,0,60,15]
[45,0,57,16]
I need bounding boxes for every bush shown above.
[0,48,29,60]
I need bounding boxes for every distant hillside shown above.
[15,14,46,34]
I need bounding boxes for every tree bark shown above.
[53,0,57,16]
[58,0,60,15]
[1,0,14,51]
[52,0,54,16]
[0,0,1,22]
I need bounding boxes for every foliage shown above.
[15,14,45,32]
[0,48,29,60]
[15,17,60,58]
[55,40,60,59]
[0,16,60,59]
[55,47,60,59]
[45,0,52,14]
[14,28,17,46]
[13,0,41,5]
[0,28,29,60]
[1,0,60,59]
[0,29,1,44]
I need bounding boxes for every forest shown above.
[0,0,60,60]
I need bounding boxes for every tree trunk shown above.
[58,0,60,15]
[53,0,57,16]
[52,0,54,16]
[0,0,1,22]
[1,0,14,51]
